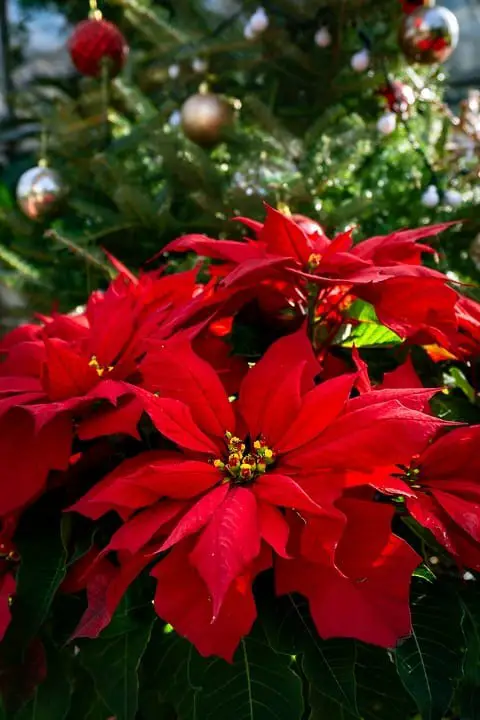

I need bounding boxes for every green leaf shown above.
[65,666,110,720]
[15,517,68,646]
[15,643,72,720]
[456,580,480,719]
[145,622,304,720]
[261,592,412,720]
[339,300,402,348]
[79,608,154,720]
[395,580,464,720]
[444,367,476,403]
[261,594,358,716]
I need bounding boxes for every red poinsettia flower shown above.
[0,266,198,516]
[164,206,459,347]
[346,425,480,570]
[72,329,445,660]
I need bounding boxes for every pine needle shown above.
[0,244,41,282]
[45,229,115,279]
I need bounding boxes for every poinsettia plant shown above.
[0,206,479,720]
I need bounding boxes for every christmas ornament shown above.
[192,57,208,74]
[377,111,397,135]
[68,1,128,79]
[314,27,332,48]
[351,49,370,73]
[421,184,440,207]
[168,64,181,79]
[244,7,269,40]
[250,7,269,34]
[380,81,416,116]
[16,164,67,221]
[399,3,460,65]
[168,110,182,127]
[443,188,463,207]
[181,91,234,146]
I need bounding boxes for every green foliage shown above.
[1,0,478,317]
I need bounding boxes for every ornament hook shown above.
[89,0,102,20]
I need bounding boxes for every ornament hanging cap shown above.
[89,0,102,20]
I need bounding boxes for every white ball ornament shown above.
[421,185,440,208]
[249,7,269,34]
[314,27,332,48]
[443,188,463,207]
[168,64,180,79]
[192,57,208,74]
[351,48,370,72]
[377,111,397,135]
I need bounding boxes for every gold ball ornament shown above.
[399,3,459,65]
[181,92,234,147]
[16,165,67,221]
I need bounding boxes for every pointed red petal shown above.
[107,500,185,555]
[159,484,229,553]
[142,394,220,454]
[254,473,325,515]
[275,374,355,454]
[190,487,260,618]
[140,338,234,440]
[152,540,259,661]
[258,205,312,265]
[258,501,290,558]
[42,338,97,401]
[239,329,319,442]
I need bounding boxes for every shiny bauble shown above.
[181,92,233,146]
[421,185,440,208]
[351,48,370,73]
[16,165,67,221]
[68,18,128,77]
[443,188,463,207]
[377,111,397,135]
[399,4,459,65]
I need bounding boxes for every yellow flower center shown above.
[214,433,275,485]
[308,253,322,269]
[88,355,114,377]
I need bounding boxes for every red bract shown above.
[164,205,459,347]
[0,267,198,515]
[355,426,480,569]
[72,328,446,660]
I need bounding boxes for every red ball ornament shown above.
[68,18,128,78]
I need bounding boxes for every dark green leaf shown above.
[65,666,110,720]
[15,517,68,645]
[15,643,72,720]
[261,593,358,717]
[79,608,154,720]
[395,580,464,720]
[457,580,480,720]
[146,622,304,720]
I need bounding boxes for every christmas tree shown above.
[1,0,479,324]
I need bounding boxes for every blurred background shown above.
[0,0,479,330]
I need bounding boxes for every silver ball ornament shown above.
[16,165,67,221]
[399,4,459,65]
